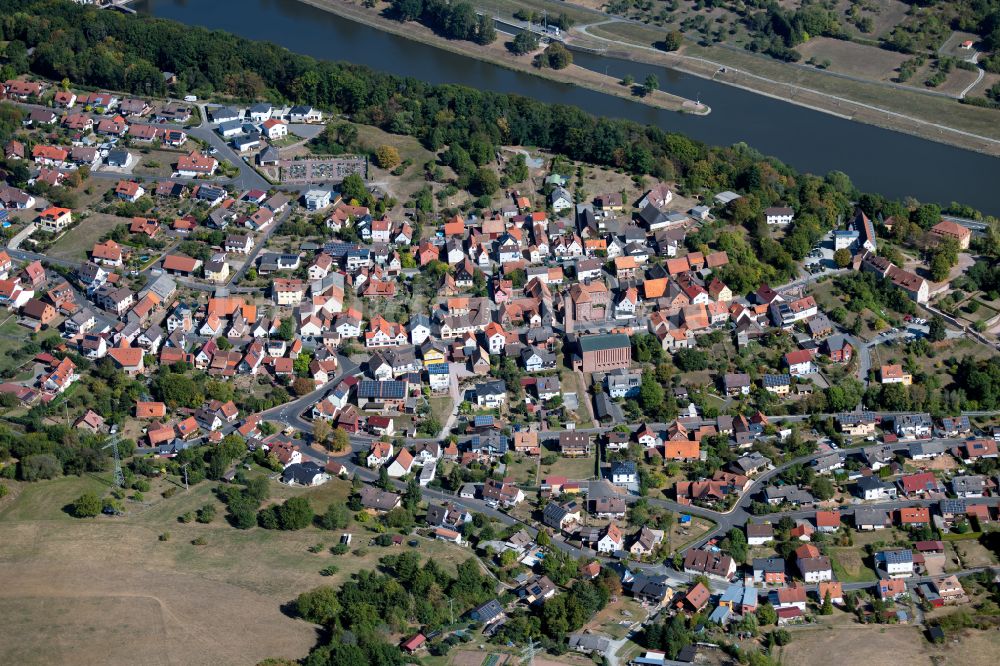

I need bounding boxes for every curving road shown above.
[262,374,999,571]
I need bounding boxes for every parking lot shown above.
[803,231,836,274]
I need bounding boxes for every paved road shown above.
[192,103,271,192]
[261,375,1000,568]
[225,207,293,288]
[9,98,300,195]
[645,436,980,555]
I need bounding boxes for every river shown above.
[134,0,1000,214]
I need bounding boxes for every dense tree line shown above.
[389,0,495,45]
[741,3,847,62]
[0,421,111,481]
[952,356,1000,410]
[833,272,917,318]
[295,552,494,664]
[960,259,1000,297]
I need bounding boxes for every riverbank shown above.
[582,36,1000,158]
[570,26,1000,158]
[439,0,1000,156]
[293,0,709,116]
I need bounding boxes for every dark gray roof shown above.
[470,599,504,623]
[753,557,785,573]
[542,501,575,528]
[594,393,623,422]
[281,461,324,485]
[762,373,791,387]
[579,333,630,353]
[856,476,890,491]
[476,380,506,397]
[358,485,400,510]
[879,549,912,564]
[611,460,637,476]
[425,503,448,526]
[854,506,889,525]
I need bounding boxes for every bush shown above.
[330,543,350,555]
[191,536,207,546]
[179,511,195,523]
[295,586,341,624]
[538,43,572,69]
[771,629,791,646]
[71,492,102,518]
[258,496,314,530]
[318,503,349,530]
[320,565,339,576]
[196,504,216,524]
[20,454,61,481]
[509,31,539,55]
[159,532,171,541]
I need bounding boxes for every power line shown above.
[520,638,538,666]
[104,432,124,488]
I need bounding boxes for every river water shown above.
[135,0,1000,213]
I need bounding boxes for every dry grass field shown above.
[582,595,645,639]
[668,515,713,551]
[778,623,1000,666]
[829,546,877,582]
[950,539,997,568]
[45,213,128,262]
[0,473,471,665]
[539,453,596,480]
[796,37,908,81]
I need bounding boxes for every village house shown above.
[684,549,736,581]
